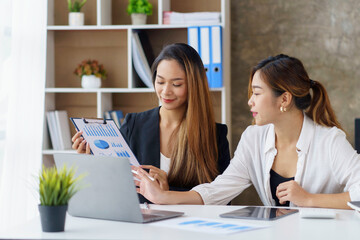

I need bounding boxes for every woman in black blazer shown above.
[72,43,230,202]
[120,106,230,192]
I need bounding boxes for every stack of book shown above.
[163,11,221,25]
[46,110,72,150]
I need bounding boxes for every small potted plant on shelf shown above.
[74,59,107,89]
[38,165,84,232]
[127,0,153,25]
[67,0,87,26]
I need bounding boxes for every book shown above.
[104,110,124,129]
[136,30,155,68]
[46,110,72,150]
[163,11,221,25]
[132,32,153,88]
[46,111,60,150]
[54,111,72,150]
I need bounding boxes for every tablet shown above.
[220,206,298,221]
[347,201,360,211]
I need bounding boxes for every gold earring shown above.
[283,107,287,112]
[280,106,284,112]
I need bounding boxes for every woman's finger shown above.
[137,167,153,182]
[71,131,83,143]
[77,140,86,153]
[85,141,91,154]
[72,137,83,150]
[134,180,141,187]
[140,165,161,171]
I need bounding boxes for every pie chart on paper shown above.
[94,139,110,149]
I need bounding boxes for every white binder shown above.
[199,26,212,86]
[187,26,199,53]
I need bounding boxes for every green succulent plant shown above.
[39,165,85,206]
[127,0,153,16]
[67,0,87,12]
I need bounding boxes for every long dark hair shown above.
[248,54,343,130]
[151,43,219,188]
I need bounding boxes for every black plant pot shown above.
[38,204,68,232]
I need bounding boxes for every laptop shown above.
[53,153,184,223]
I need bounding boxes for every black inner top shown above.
[270,169,295,206]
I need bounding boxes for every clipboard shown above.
[70,117,140,166]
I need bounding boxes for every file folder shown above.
[210,26,223,88]
[199,26,212,87]
[187,26,200,53]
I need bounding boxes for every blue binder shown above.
[210,26,223,88]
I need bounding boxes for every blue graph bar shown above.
[83,126,89,135]
[100,125,107,136]
[115,150,130,158]
[83,123,120,137]
[106,125,113,137]
[92,126,99,136]
[91,126,100,137]
[110,125,118,136]
[111,142,123,148]
[97,125,105,136]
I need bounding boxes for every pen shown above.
[131,169,155,181]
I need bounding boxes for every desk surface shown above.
[1,205,359,240]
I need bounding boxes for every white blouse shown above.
[160,153,171,174]
[192,114,360,206]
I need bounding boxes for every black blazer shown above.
[120,107,231,202]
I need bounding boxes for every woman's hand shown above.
[132,166,166,204]
[71,131,91,154]
[276,180,311,207]
[140,165,169,191]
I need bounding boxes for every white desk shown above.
[1,205,359,240]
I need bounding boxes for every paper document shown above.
[71,118,140,166]
[151,217,267,235]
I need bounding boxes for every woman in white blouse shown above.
[133,54,360,209]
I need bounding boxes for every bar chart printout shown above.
[71,118,140,166]
[151,217,267,234]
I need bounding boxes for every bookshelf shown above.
[43,0,231,165]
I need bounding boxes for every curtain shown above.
[0,0,47,230]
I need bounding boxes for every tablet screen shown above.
[220,207,298,221]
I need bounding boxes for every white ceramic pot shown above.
[69,12,84,26]
[81,75,101,88]
[131,13,147,25]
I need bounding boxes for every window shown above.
[0,0,12,182]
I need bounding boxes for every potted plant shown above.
[38,165,84,232]
[67,0,87,26]
[127,0,153,25]
[74,59,107,89]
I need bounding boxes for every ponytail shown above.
[250,54,344,131]
[306,80,343,131]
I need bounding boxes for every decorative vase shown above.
[69,12,84,26]
[81,75,101,88]
[131,13,147,25]
[38,205,68,232]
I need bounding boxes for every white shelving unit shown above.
[43,0,231,165]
